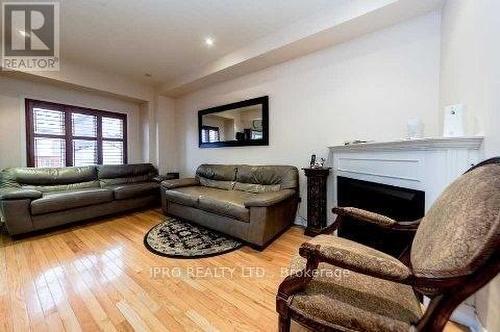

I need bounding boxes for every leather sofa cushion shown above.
[233,182,280,193]
[164,186,254,222]
[198,190,251,222]
[98,163,158,186]
[163,186,204,207]
[199,177,233,190]
[2,166,97,186]
[236,165,298,190]
[111,182,160,200]
[23,180,100,193]
[196,164,236,181]
[31,188,114,215]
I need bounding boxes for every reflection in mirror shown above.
[201,105,263,143]
[198,96,268,148]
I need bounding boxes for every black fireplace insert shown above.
[337,176,425,257]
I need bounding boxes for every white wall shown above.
[175,12,441,223]
[440,1,500,331]
[440,0,500,157]
[0,75,145,169]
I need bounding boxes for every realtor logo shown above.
[2,2,60,71]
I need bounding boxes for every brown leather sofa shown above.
[161,164,299,248]
[0,163,161,235]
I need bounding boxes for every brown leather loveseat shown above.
[0,163,160,235]
[161,164,299,248]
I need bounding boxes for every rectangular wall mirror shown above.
[198,96,269,148]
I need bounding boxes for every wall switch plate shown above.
[443,104,464,137]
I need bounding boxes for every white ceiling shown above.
[60,0,344,85]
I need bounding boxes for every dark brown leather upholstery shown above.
[161,164,299,247]
[0,163,161,235]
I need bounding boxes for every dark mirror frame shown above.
[198,96,269,148]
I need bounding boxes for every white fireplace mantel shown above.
[328,136,483,152]
[328,136,484,213]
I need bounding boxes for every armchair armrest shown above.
[161,178,199,190]
[0,187,42,201]
[333,206,420,231]
[244,189,296,207]
[299,235,412,282]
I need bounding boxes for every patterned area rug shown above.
[144,216,243,258]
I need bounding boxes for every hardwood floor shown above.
[0,209,468,332]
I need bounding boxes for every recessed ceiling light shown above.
[204,37,214,47]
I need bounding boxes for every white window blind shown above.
[73,140,98,166]
[103,141,124,165]
[102,117,123,139]
[34,137,66,168]
[33,108,65,135]
[72,113,97,137]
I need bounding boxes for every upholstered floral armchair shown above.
[277,158,500,332]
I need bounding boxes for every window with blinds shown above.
[26,99,127,167]
[201,126,220,143]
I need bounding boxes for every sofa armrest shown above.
[0,187,42,201]
[161,177,199,190]
[299,235,412,282]
[244,189,296,207]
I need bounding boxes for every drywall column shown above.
[155,96,178,173]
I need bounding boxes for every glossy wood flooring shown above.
[0,209,467,332]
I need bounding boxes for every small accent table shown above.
[302,167,331,236]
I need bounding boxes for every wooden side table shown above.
[302,167,331,236]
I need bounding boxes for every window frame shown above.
[25,99,128,167]
[201,125,220,143]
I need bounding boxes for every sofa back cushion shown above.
[98,163,158,186]
[235,165,298,192]
[196,164,236,190]
[0,166,99,192]
[194,164,299,193]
